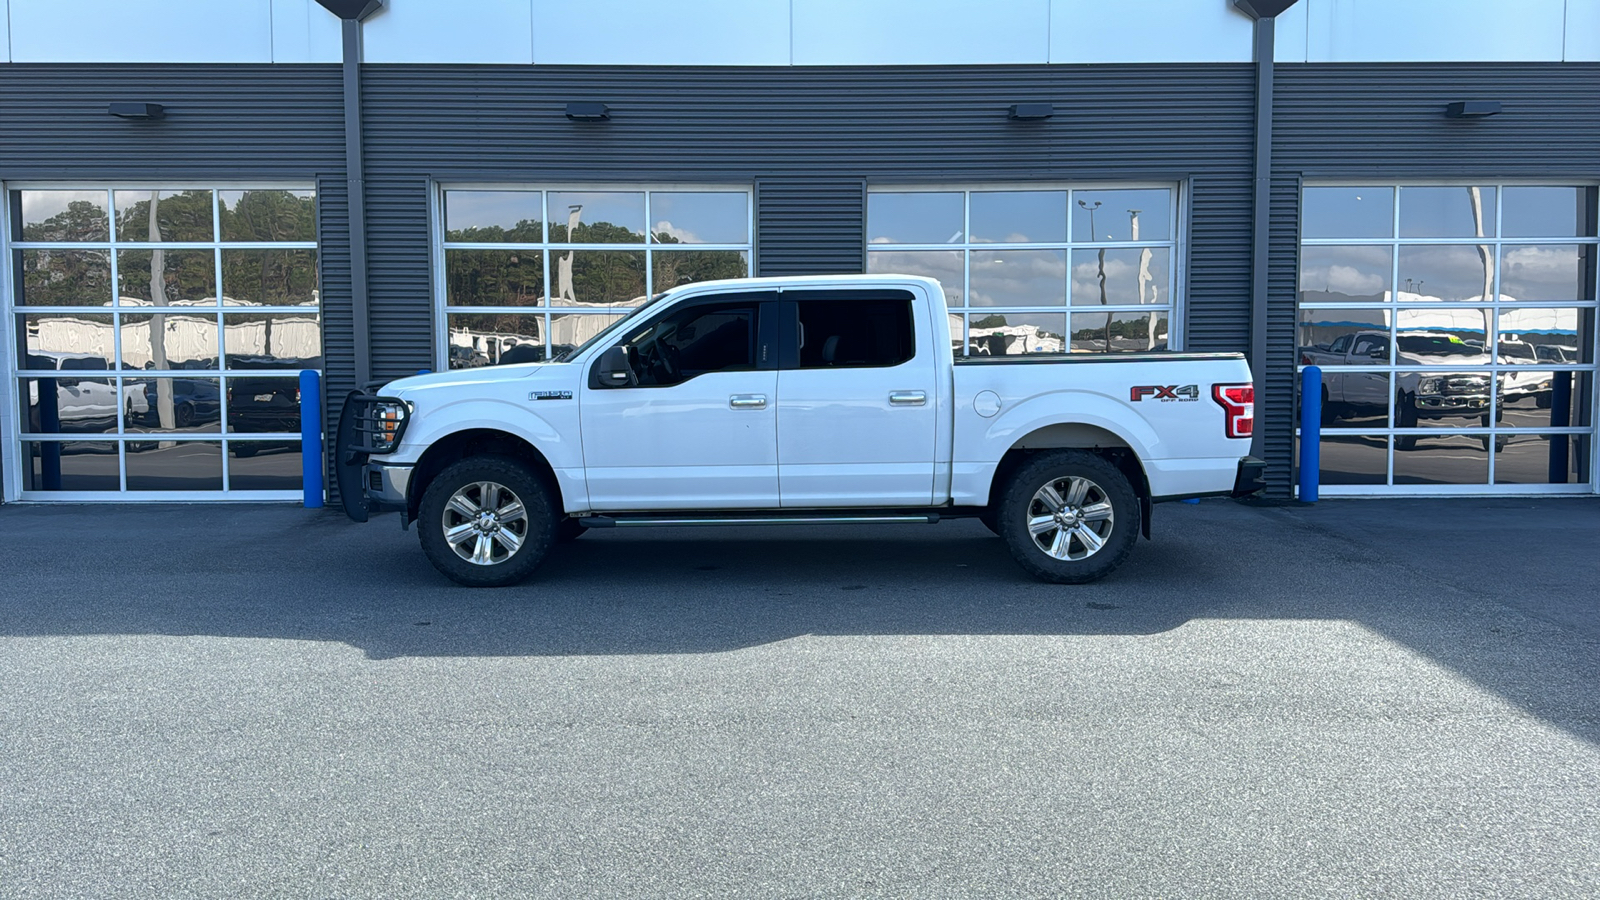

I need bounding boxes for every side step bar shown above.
[579,513,941,528]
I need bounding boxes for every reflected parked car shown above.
[139,378,222,428]
[25,352,149,433]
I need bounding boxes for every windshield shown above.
[555,291,676,362]
[1397,335,1479,357]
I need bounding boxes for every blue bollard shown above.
[1298,366,1322,502]
[300,369,324,508]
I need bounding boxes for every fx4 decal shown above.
[1130,384,1200,402]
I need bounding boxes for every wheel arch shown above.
[406,428,562,522]
[986,425,1153,540]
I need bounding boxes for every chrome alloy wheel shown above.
[1026,475,1115,561]
[441,480,529,566]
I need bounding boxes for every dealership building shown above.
[2,0,1596,503]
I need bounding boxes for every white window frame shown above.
[430,182,756,372]
[2,181,319,502]
[864,182,1187,354]
[1297,180,1600,496]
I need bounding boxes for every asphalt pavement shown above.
[1,497,1597,898]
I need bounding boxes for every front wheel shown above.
[997,451,1140,584]
[418,456,556,587]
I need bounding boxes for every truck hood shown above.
[379,362,568,396]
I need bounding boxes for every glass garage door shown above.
[1298,185,1597,493]
[5,187,320,499]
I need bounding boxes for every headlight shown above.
[1417,377,1444,394]
[358,397,411,453]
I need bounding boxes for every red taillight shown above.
[1212,383,1254,439]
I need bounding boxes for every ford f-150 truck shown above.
[337,275,1262,586]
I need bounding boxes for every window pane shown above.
[1299,245,1392,303]
[228,442,303,490]
[1070,310,1168,353]
[1070,248,1169,306]
[20,377,122,435]
[1499,307,1585,363]
[125,441,222,491]
[550,250,645,307]
[970,191,1066,243]
[649,193,748,244]
[446,313,544,367]
[1395,311,1490,365]
[1071,190,1171,242]
[1399,186,1496,238]
[551,313,626,360]
[1498,371,1591,431]
[18,313,115,367]
[1495,433,1584,485]
[443,190,542,243]
[1499,245,1595,303]
[867,249,963,305]
[19,191,109,242]
[226,375,301,434]
[121,313,219,370]
[1320,373,1390,428]
[114,190,214,243]
[970,249,1066,307]
[652,250,748,294]
[967,312,1065,355]
[1501,187,1597,238]
[219,190,316,242]
[1394,434,1489,485]
[221,249,320,307]
[1395,244,1493,302]
[1316,434,1388,485]
[125,377,221,432]
[867,193,964,245]
[626,302,756,385]
[222,313,322,368]
[548,192,645,243]
[117,250,215,306]
[20,249,112,306]
[1303,187,1393,239]
[23,441,120,491]
[1398,371,1494,427]
[1298,308,1390,364]
[446,249,545,307]
[796,298,914,369]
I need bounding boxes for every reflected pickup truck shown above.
[337,275,1262,586]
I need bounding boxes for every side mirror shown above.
[597,345,636,388]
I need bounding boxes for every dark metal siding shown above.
[1271,62,1600,497]
[359,63,1259,375]
[0,64,348,493]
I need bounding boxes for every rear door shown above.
[775,289,938,507]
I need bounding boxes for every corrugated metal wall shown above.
[359,64,1260,381]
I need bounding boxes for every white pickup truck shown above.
[337,275,1261,586]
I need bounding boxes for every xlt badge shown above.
[529,390,573,401]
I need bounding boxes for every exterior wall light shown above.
[566,102,611,122]
[108,102,165,119]
[1445,101,1502,118]
[1007,103,1053,121]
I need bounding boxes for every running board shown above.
[579,513,941,528]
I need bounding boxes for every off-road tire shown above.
[418,455,556,587]
[997,450,1140,584]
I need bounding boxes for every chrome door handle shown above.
[889,391,927,406]
[729,394,768,409]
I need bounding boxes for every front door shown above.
[580,295,779,510]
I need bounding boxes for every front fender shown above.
[393,397,578,470]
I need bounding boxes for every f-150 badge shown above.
[529,390,573,401]
[1130,384,1199,402]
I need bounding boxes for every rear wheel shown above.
[418,456,556,587]
[997,450,1139,584]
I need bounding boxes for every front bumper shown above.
[366,462,411,512]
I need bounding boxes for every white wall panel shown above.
[792,0,1049,65]
[1273,1,1309,63]
[534,0,788,65]
[1306,0,1567,62]
[1566,0,1600,61]
[362,0,533,64]
[271,0,342,63]
[9,0,273,62]
[1050,0,1254,63]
